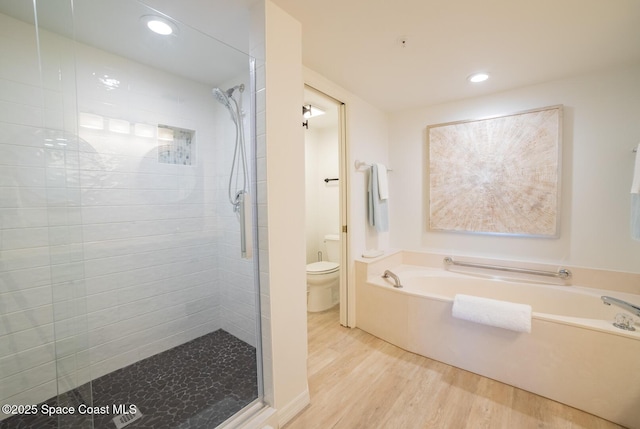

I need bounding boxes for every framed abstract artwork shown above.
[427,105,562,237]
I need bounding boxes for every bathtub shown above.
[356,264,640,429]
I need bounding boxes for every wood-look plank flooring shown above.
[284,306,626,429]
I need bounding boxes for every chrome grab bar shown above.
[444,257,571,280]
[237,191,252,259]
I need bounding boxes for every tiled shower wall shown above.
[214,77,259,348]
[0,11,257,417]
[74,41,225,379]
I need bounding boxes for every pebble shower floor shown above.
[0,330,258,429]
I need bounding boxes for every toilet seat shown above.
[306,261,339,275]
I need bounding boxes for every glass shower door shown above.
[0,0,93,427]
[0,0,262,428]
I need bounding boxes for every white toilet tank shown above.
[324,234,340,262]
[306,234,340,312]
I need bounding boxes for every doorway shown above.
[303,85,349,326]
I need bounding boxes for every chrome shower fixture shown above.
[212,87,231,108]
[212,82,250,258]
[225,83,244,97]
[213,84,245,107]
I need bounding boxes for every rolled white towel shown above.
[452,294,532,333]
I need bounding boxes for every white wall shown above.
[305,128,320,262]
[264,1,310,424]
[389,63,640,274]
[304,125,340,263]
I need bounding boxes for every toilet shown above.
[306,234,340,312]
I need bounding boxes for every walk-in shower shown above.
[0,1,263,428]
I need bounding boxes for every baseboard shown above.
[238,405,278,429]
[277,389,310,427]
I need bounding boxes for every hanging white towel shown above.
[375,163,389,200]
[452,294,532,333]
[632,143,640,193]
[368,164,389,232]
[632,195,640,241]
[631,143,640,240]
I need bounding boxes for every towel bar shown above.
[354,160,393,171]
[444,257,571,280]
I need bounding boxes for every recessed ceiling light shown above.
[141,15,177,36]
[468,72,490,83]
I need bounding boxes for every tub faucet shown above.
[382,270,402,288]
[601,296,640,317]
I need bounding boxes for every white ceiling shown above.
[272,0,640,112]
[0,0,253,88]
[2,0,638,113]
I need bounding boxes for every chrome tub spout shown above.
[601,296,640,317]
[382,270,402,288]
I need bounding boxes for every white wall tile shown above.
[0,343,56,378]
[0,305,54,336]
[0,285,51,315]
[0,361,56,400]
[0,266,51,293]
[0,101,44,129]
[0,227,49,250]
[0,381,57,420]
[0,325,55,359]
[0,167,46,188]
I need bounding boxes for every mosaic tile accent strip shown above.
[0,330,258,429]
[157,125,195,165]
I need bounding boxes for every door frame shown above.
[303,84,350,327]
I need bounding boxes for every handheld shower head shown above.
[213,84,245,103]
[212,87,231,108]
[213,84,244,109]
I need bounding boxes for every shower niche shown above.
[157,125,195,165]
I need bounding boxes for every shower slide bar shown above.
[444,256,572,280]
